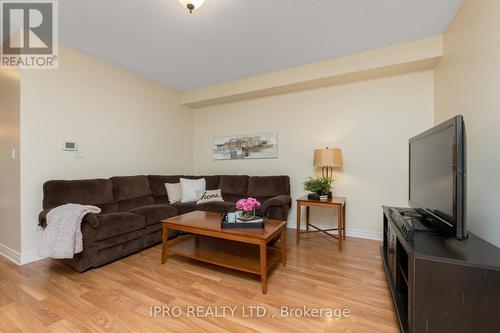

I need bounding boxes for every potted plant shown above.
[236,197,262,219]
[304,177,333,200]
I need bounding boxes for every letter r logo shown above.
[1,1,54,54]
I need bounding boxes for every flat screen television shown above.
[409,115,467,240]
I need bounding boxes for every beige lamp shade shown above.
[314,148,343,167]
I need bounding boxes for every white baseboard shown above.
[0,243,21,265]
[345,228,383,241]
[0,244,45,265]
[20,251,45,265]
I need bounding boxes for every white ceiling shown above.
[59,0,462,91]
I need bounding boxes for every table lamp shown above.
[313,148,343,180]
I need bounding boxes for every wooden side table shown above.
[296,196,347,251]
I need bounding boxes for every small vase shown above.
[242,207,256,219]
[242,211,253,219]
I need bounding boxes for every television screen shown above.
[410,125,454,223]
[409,116,466,239]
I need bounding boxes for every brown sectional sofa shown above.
[39,175,291,272]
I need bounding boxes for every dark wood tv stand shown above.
[382,206,500,333]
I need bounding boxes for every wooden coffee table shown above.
[161,211,286,294]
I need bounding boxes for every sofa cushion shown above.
[154,196,169,205]
[171,202,197,215]
[42,179,118,213]
[129,204,178,226]
[147,175,183,198]
[94,237,144,268]
[196,201,235,214]
[111,176,155,211]
[111,175,152,201]
[145,223,163,233]
[94,212,145,241]
[117,196,155,212]
[247,176,291,203]
[219,175,249,203]
[247,176,290,197]
[95,229,144,251]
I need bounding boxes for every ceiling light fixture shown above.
[179,0,205,14]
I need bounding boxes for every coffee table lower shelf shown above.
[167,235,282,275]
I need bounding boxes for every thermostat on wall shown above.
[63,141,78,151]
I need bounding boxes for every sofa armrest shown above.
[261,195,292,214]
[83,213,100,229]
[38,209,100,229]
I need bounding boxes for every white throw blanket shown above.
[38,203,101,259]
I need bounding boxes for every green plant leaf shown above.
[303,177,334,195]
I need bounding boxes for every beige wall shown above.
[19,46,194,259]
[0,70,21,256]
[434,0,500,246]
[193,70,434,238]
[181,36,442,108]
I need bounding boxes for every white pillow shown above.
[180,178,206,203]
[165,183,182,204]
[197,189,224,204]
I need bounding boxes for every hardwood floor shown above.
[0,229,399,333]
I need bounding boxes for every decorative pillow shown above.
[164,183,182,204]
[180,178,206,203]
[197,189,224,204]
[195,189,205,199]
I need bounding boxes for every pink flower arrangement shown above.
[236,197,261,213]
